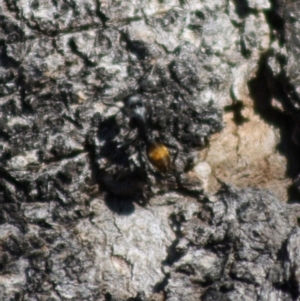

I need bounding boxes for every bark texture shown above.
[0,0,300,300]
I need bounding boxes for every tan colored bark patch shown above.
[196,100,291,201]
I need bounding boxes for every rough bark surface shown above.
[0,0,300,300]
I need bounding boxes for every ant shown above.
[97,92,181,201]
[97,75,215,200]
[124,94,172,173]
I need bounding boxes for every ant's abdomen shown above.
[147,141,170,173]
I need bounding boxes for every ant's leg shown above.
[102,98,123,108]
[133,65,154,91]
[117,136,137,152]
[101,99,123,120]
[135,140,148,170]
[171,145,179,167]
[163,142,179,170]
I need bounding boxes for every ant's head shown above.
[124,94,147,125]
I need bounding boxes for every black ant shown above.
[124,94,172,173]
[96,78,218,201]
[96,92,179,201]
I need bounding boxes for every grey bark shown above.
[0,0,299,300]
